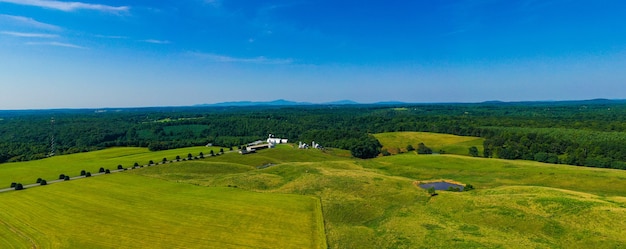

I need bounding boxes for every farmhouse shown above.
[267,134,288,144]
[240,134,289,154]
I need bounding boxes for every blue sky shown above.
[1,0,625,109]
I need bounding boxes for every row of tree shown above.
[2,102,626,169]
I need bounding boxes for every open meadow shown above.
[1,132,625,248]
[374,132,485,155]
[0,146,227,188]
[0,173,326,249]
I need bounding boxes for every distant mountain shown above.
[197,99,365,107]
[371,101,407,105]
[323,100,359,105]
[196,99,312,107]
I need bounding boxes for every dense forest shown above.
[1,99,626,170]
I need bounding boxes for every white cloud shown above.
[26,41,86,49]
[1,31,58,38]
[95,34,126,39]
[141,39,170,44]
[0,14,61,30]
[0,0,129,13]
[189,52,293,64]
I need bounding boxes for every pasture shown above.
[1,132,625,248]
[0,173,326,249]
[0,146,226,187]
[374,131,485,155]
[131,145,626,248]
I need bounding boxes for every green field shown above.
[0,146,227,187]
[0,173,326,249]
[1,132,625,248]
[374,131,485,155]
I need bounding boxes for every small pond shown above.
[419,181,464,191]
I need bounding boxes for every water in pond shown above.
[419,182,464,191]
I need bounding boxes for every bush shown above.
[40,179,47,186]
[15,183,24,190]
[64,176,70,181]
[406,144,415,152]
[469,146,479,157]
[10,182,16,188]
[417,143,433,154]
[105,169,111,174]
[36,178,42,183]
[99,167,105,173]
[162,158,167,163]
[133,162,139,167]
[85,172,92,177]
[80,170,86,176]
[117,164,123,169]
[59,174,66,180]
[149,160,154,165]
[381,149,391,156]
[464,184,475,191]
[427,187,437,196]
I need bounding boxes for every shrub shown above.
[85,172,92,177]
[99,167,105,173]
[149,160,154,165]
[427,187,437,196]
[59,174,66,180]
[187,153,193,159]
[464,184,475,191]
[117,165,123,170]
[80,170,86,176]
[10,182,16,188]
[406,144,415,152]
[36,178,42,183]
[133,162,139,167]
[220,148,224,154]
[162,158,167,163]
[381,149,391,156]
[105,169,111,174]
[210,150,215,156]
[199,152,204,158]
[15,183,24,190]
[40,179,47,186]
[417,143,433,154]
[469,146,479,157]
[64,176,70,181]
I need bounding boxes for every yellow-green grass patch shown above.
[0,173,326,249]
[374,131,485,155]
[0,146,226,187]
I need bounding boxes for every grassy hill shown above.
[130,145,626,248]
[0,146,227,188]
[1,132,625,248]
[374,132,485,155]
[0,173,326,249]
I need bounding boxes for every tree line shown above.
[2,101,626,169]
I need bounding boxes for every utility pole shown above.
[49,117,55,157]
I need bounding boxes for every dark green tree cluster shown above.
[2,101,626,169]
[417,143,432,154]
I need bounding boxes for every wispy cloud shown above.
[26,41,86,49]
[190,52,293,64]
[0,0,129,13]
[0,14,61,30]
[1,31,58,38]
[95,34,127,39]
[141,39,170,44]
